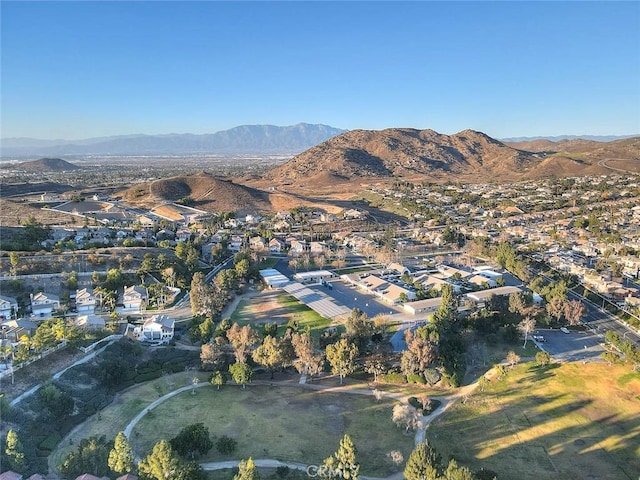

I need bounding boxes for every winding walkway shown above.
[121,375,481,479]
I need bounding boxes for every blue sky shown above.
[2,1,639,139]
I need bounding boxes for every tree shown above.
[175,461,208,480]
[535,351,551,367]
[546,296,566,323]
[170,423,213,460]
[441,459,475,480]
[108,431,135,475]
[518,316,536,347]
[201,336,231,371]
[226,324,260,363]
[190,272,208,317]
[564,300,586,326]
[506,350,520,368]
[508,291,527,316]
[59,435,112,478]
[392,403,419,433]
[216,435,238,455]
[9,252,20,277]
[210,370,226,389]
[364,355,387,383]
[322,434,359,480]
[345,308,375,350]
[138,440,181,480]
[325,339,358,384]
[291,332,325,379]
[403,441,441,480]
[252,335,284,379]
[234,457,259,480]
[5,429,25,472]
[229,362,253,388]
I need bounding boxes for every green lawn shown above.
[428,362,640,480]
[230,293,335,339]
[131,385,414,476]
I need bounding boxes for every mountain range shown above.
[0,123,346,157]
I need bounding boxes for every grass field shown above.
[131,385,414,476]
[50,371,209,471]
[428,362,640,480]
[230,291,336,338]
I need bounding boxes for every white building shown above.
[30,292,60,318]
[0,295,18,320]
[139,314,175,344]
[75,288,96,314]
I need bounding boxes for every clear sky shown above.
[2,1,639,139]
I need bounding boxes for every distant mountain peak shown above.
[0,123,347,157]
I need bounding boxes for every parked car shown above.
[560,327,570,334]
[533,335,546,342]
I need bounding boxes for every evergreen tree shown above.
[138,440,181,480]
[252,335,284,379]
[234,457,259,480]
[325,339,358,384]
[323,434,359,480]
[229,362,253,388]
[404,441,441,480]
[108,431,135,474]
[5,429,25,472]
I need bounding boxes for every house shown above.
[74,475,109,480]
[75,288,96,314]
[139,314,175,344]
[75,314,106,331]
[115,475,138,480]
[249,236,268,251]
[119,286,148,313]
[289,239,308,254]
[310,241,328,254]
[0,295,18,320]
[228,235,244,252]
[30,292,60,318]
[1,318,39,342]
[269,238,285,253]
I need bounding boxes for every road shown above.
[570,289,640,346]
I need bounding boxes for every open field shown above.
[429,362,640,480]
[130,384,414,476]
[230,291,336,338]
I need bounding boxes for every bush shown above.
[378,372,406,384]
[216,435,237,455]
[407,373,425,384]
[39,433,63,451]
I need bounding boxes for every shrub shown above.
[379,372,407,384]
[407,373,425,384]
[216,435,237,455]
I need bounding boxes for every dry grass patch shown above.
[131,385,414,476]
[429,362,640,480]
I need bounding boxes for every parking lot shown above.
[533,328,605,363]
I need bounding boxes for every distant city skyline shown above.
[2,1,639,140]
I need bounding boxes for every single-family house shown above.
[1,318,38,342]
[228,235,244,252]
[75,288,96,314]
[310,241,328,254]
[290,239,308,254]
[0,295,18,320]
[115,475,138,480]
[249,236,268,251]
[30,292,60,318]
[269,238,285,253]
[140,314,175,344]
[119,285,148,313]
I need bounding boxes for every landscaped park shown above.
[23,288,640,479]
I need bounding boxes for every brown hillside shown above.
[9,157,80,172]
[121,172,271,214]
[262,128,542,186]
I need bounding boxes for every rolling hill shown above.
[260,129,639,189]
[5,157,80,172]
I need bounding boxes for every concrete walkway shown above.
[10,338,119,407]
[121,374,482,479]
